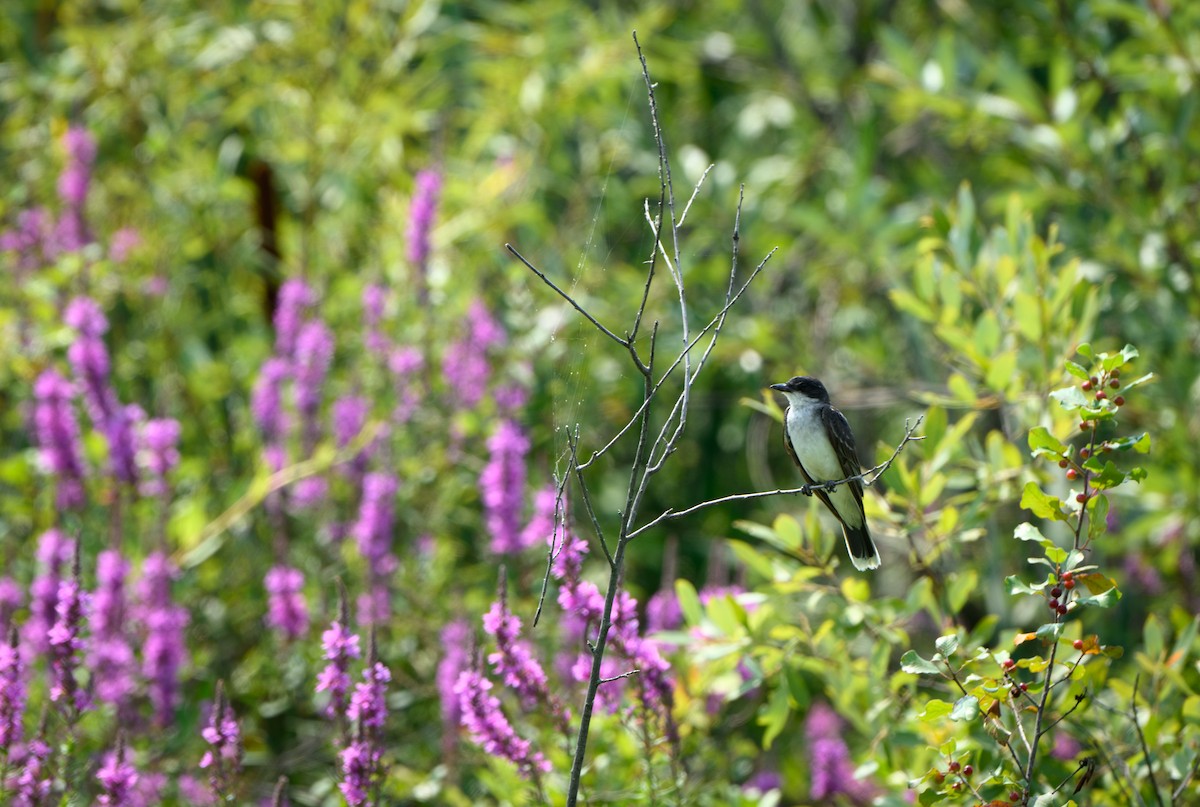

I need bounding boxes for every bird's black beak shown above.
[769,383,788,392]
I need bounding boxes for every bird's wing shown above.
[821,405,865,501]
[783,409,845,525]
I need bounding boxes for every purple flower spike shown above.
[89,549,136,708]
[32,370,88,508]
[264,566,309,640]
[0,625,25,752]
[455,669,549,778]
[315,618,360,720]
[200,681,243,799]
[97,739,139,806]
[347,662,391,730]
[405,170,442,269]
[482,586,566,724]
[352,473,398,570]
[294,319,334,447]
[805,702,874,802]
[273,279,315,361]
[480,419,530,555]
[339,739,382,807]
[137,552,189,725]
[251,357,290,443]
[442,301,505,408]
[48,551,90,715]
[437,619,470,745]
[0,577,22,630]
[139,418,181,497]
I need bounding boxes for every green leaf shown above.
[1075,575,1121,608]
[1049,385,1088,410]
[1044,545,1068,564]
[1027,426,1066,458]
[1119,373,1155,393]
[947,570,977,613]
[901,650,943,675]
[918,698,954,722]
[1014,522,1046,542]
[950,694,979,722]
[1144,614,1164,660]
[759,679,790,750]
[948,373,976,403]
[1077,342,1094,359]
[1036,622,1064,641]
[1006,575,1040,596]
[675,579,703,626]
[935,634,960,658]
[1085,460,1128,490]
[1064,360,1089,379]
[1020,482,1065,521]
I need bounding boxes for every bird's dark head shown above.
[769,375,830,404]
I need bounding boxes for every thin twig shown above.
[532,468,571,627]
[677,164,714,228]
[568,426,614,568]
[628,416,924,540]
[1131,674,1166,807]
[599,669,642,684]
[506,243,628,349]
[576,250,774,471]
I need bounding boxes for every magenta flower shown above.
[0,626,24,752]
[96,741,139,806]
[138,417,181,497]
[480,419,530,554]
[482,595,567,723]
[108,227,141,262]
[332,395,371,478]
[352,473,398,570]
[442,300,505,408]
[405,170,442,269]
[25,530,75,655]
[55,126,97,252]
[805,702,874,802]
[455,669,549,778]
[48,568,90,714]
[0,206,52,271]
[200,682,243,799]
[32,370,88,508]
[387,346,424,423]
[293,319,334,438]
[315,619,361,719]
[264,566,309,640]
[272,279,315,361]
[347,662,391,730]
[89,549,136,708]
[339,739,381,806]
[12,736,52,805]
[251,358,290,443]
[437,619,470,747]
[137,552,189,725]
[362,284,389,354]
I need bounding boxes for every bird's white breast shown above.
[785,402,862,525]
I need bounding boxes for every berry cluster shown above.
[1001,657,1030,699]
[1046,570,1074,617]
[932,757,974,793]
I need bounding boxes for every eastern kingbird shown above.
[770,376,880,571]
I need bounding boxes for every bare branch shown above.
[567,426,614,569]
[628,416,925,540]
[576,248,775,471]
[599,668,641,684]
[677,164,714,228]
[532,461,573,628]
[506,243,628,349]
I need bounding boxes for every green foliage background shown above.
[2,0,1198,804]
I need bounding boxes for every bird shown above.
[769,376,880,571]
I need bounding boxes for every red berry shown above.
[1080,448,1091,459]
[1064,579,1075,590]
[1066,468,1078,480]
[1049,598,1060,610]
[1011,686,1021,697]
[1081,380,1092,391]
[934,771,944,784]
[1111,369,1120,379]
[949,761,961,773]
[1058,458,1070,468]
[952,781,962,791]
[1003,658,1016,670]
[1010,792,1022,802]
[963,764,974,776]
[1080,420,1091,431]
[1073,639,1084,650]
[1061,571,1073,582]
[1057,604,1068,615]
[1110,378,1120,388]
[1096,390,1107,400]
[1089,376,1099,385]
[1020,682,1029,691]
[1051,586,1063,598]
[1076,493,1087,503]
[1115,396,1125,406]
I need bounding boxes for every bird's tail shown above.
[843,522,880,571]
